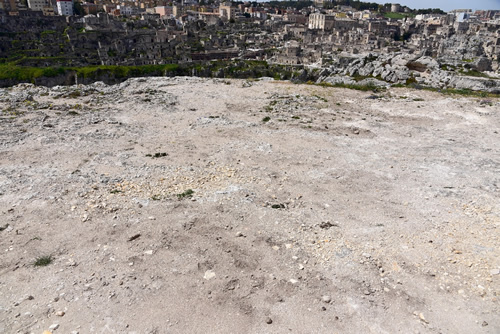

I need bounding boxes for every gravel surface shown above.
[0,77,499,333]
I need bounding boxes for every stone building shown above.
[27,0,46,11]
[0,0,18,12]
[219,2,235,21]
[155,6,172,17]
[56,0,73,16]
[308,13,335,30]
[391,4,401,13]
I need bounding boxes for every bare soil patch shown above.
[1,77,499,333]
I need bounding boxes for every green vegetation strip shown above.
[0,62,498,98]
[0,63,181,81]
[0,64,65,80]
[71,64,180,79]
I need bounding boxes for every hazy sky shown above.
[371,0,500,11]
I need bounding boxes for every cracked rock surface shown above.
[1,77,499,333]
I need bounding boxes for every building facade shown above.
[308,13,335,30]
[27,0,46,11]
[56,0,73,16]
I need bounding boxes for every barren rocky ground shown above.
[0,77,499,334]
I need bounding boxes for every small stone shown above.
[321,306,327,311]
[384,287,390,292]
[272,246,280,251]
[490,269,500,275]
[148,216,155,220]
[204,270,216,280]
[298,264,304,270]
[49,323,60,330]
[321,295,332,303]
[265,317,273,324]
[289,279,299,284]
[482,321,488,327]
[55,311,65,317]
[144,250,153,255]
[42,331,52,334]
[26,295,34,300]
[235,231,243,237]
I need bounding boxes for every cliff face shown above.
[0,15,179,67]
[318,53,500,93]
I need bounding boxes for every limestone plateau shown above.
[0,77,499,333]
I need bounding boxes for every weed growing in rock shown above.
[34,255,53,267]
[177,189,194,199]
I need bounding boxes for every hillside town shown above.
[2,2,500,334]
[1,0,500,90]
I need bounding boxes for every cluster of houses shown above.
[1,0,499,72]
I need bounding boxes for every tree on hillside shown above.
[74,1,85,16]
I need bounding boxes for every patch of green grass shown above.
[177,189,194,199]
[0,64,65,81]
[73,64,181,79]
[262,116,271,122]
[384,12,414,19]
[312,94,327,102]
[422,86,495,98]
[65,90,81,98]
[458,69,490,78]
[34,255,53,267]
[0,63,181,83]
[312,81,384,92]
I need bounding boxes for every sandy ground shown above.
[0,77,499,334]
